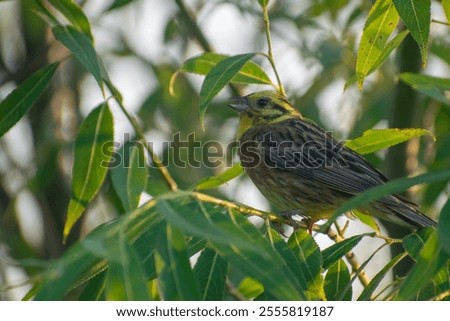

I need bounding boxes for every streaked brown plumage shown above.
[228,90,437,229]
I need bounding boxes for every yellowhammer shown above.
[228,90,437,231]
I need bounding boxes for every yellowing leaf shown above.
[345,128,430,155]
[356,0,399,89]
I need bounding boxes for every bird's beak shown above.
[228,97,250,112]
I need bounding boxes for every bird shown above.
[227,90,437,232]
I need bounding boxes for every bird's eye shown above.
[257,98,269,107]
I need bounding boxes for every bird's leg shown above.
[278,210,301,229]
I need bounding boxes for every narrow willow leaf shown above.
[258,0,269,8]
[344,29,408,90]
[156,200,306,300]
[353,210,381,233]
[438,199,450,256]
[431,42,450,66]
[105,236,151,300]
[194,163,244,190]
[324,259,352,301]
[238,277,264,299]
[176,53,272,85]
[199,53,256,126]
[105,0,134,11]
[132,219,165,280]
[403,227,434,261]
[64,103,114,240]
[322,234,368,270]
[34,205,163,300]
[52,25,103,89]
[395,230,447,300]
[400,73,450,105]
[358,251,407,300]
[34,219,121,300]
[78,271,105,300]
[0,63,58,137]
[193,248,228,300]
[288,229,325,299]
[444,0,450,23]
[356,0,399,89]
[156,224,201,300]
[48,0,93,41]
[321,169,450,232]
[267,228,311,298]
[393,0,430,66]
[345,128,430,155]
[111,142,148,211]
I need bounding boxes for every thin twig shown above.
[429,290,450,301]
[174,0,240,96]
[327,225,371,288]
[114,99,178,191]
[431,19,449,26]
[225,279,248,301]
[262,5,285,96]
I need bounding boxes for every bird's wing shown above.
[256,118,390,196]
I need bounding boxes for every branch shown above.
[114,99,178,191]
[174,0,241,96]
[262,5,285,96]
[326,223,371,288]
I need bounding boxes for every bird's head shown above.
[228,90,301,138]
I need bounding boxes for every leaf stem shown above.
[431,19,449,26]
[114,98,178,192]
[327,222,371,288]
[262,5,285,96]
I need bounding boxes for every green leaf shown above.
[193,248,228,300]
[324,259,352,301]
[345,30,408,90]
[321,170,450,232]
[395,230,447,300]
[400,73,450,105]
[345,128,430,155]
[155,224,201,300]
[403,227,434,261]
[78,271,105,300]
[438,198,450,256]
[194,163,244,190]
[105,235,151,300]
[356,0,399,89]
[393,0,430,66]
[64,103,114,240]
[238,277,264,299]
[176,53,272,86]
[267,228,311,298]
[258,0,269,8]
[287,229,324,299]
[156,199,306,300]
[34,206,163,299]
[52,25,103,89]
[431,42,450,66]
[105,0,134,12]
[322,234,368,270]
[0,63,58,137]
[444,0,450,23]
[111,142,148,211]
[358,251,408,300]
[353,210,381,233]
[199,53,256,126]
[47,0,93,41]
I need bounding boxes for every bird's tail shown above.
[369,195,437,229]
